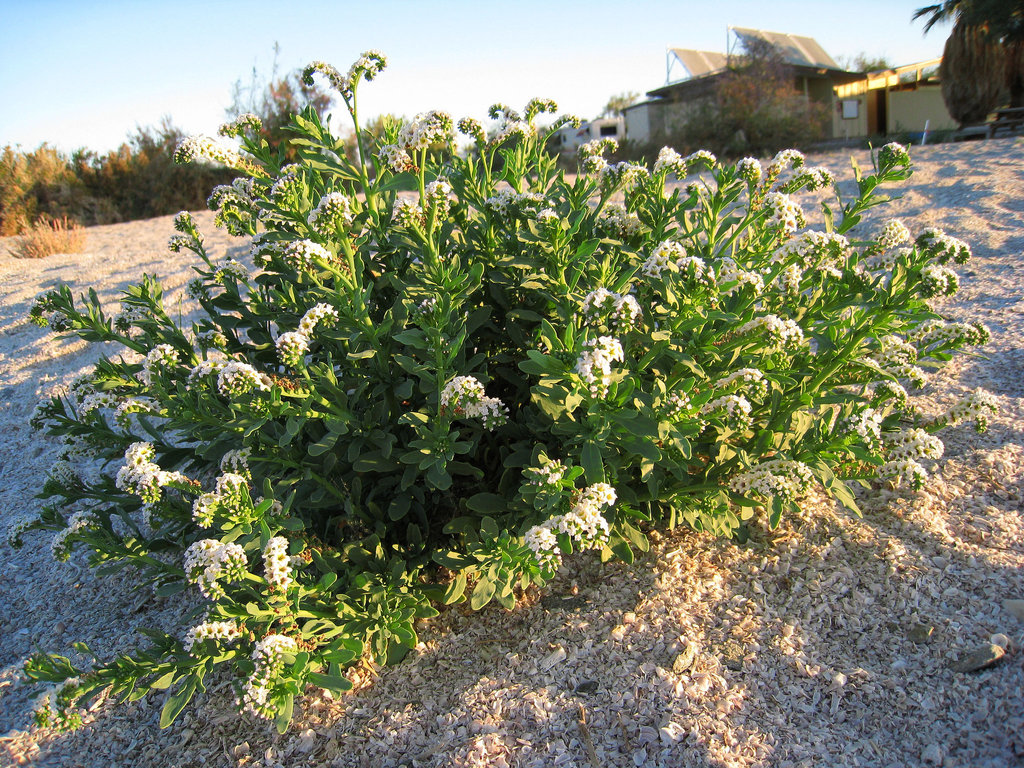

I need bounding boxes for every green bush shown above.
[15,51,996,733]
[0,123,235,236]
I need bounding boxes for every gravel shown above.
[1,138,1023,768]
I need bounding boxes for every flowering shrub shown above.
[15,52,996,732]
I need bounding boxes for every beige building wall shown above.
[833,94,869,139]
[887,86,956,133]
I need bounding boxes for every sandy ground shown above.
[1,138,1023,768]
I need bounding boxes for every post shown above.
[921,119,930,146]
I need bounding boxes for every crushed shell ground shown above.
[1,138,1023,767]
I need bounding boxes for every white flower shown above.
[139,344,179,386]
[183,539,248,599]
[730,459,814,501]
[241,634,298,719]
[736,315,805,351]
[440,376,508,429]
[276,331,309,367]
[217,362,270,398]
[184,620,242,653]
[308,192,354,236]
[263,536,293,592]
[575,336,625,396]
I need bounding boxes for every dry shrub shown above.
[14,216,86,259]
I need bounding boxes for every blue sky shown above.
[0,0,949,154]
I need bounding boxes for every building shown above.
[551,117,625,154]
[624,27,956,144]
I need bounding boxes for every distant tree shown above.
[915,0,1024,109]
[837,53,895,72]
[602,92,640,118]
[227,44,334,162]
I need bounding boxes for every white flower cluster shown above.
[217,361,270,398]
[115,442,187,504]
[424,179,454,218]
[908,320,989,350]
[306,192,354,237]
[187,358,226,387]
[173,135,259,174]
[281,239,331,271]
[262,536,293,592]
[303,51,387,100]
[737,315,805,352]
[577,137,617,172]
[114,396,159,428]
[218,113,262,137]
[767,148,805,176]
[700,394,752,429]
[936,388,999,433]
[773,230,850,278]
[192,472,249,527]
[183,539,248,599]
[875,219,911,251]
[641,240,684,278]
[215,258,249,283]
[397,111,454,151]
[791,165,835,191]
[51,510,98,562]
[886,427,944,462]
[393,198,424,228]
[139,344,179,386]
[457,117,485,143]
[730,459,815,501]
[580,287,641,330]
[920,264,960,297]
[485,188,547,220]
[196,328,228,351]
[872,379,910,410]
[220,447,251,476]
[714,368,767,399]
[597,203,642,239]
[183,620,242,653]
[597,161,650,192]
[878,142,911,170]
[241,634,298,719]
[440,375,508,429]
[168,233,194,253]
[299,303,339,335]
[717,257,764,294]
[7,515,34,548]
[765,192,805,232]
[524,482,616,571]
[275,332,309,368]
[575,336,625,396]
[737,157,762,184]
[525,458,566,486]
[653,147,716,177]
[879,457,928,490]
[842,408,884,451]
[916,227,971,264]
[661,391,692,420]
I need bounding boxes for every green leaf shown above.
[159,673,199,728]
[580,442,604,483]
[274,693,294,734]
[442,572,467,604]
[467,493,506,515]
[470,576,496,609]
[479,516,499,540]
[308,672,353,695]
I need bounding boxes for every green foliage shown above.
[0,121,235,235]
[18,52,995,732]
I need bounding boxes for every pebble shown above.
[990,633,1011,650]
[539,645,566,671]
[908,623,935,643]
[949,644,1006,673]
[672,645,697,674]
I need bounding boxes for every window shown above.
[599,125,619,137]
[842,99,859,119]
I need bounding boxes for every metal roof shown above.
[668,49,729,79]
[731,27,841,70]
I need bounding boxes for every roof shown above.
[731,27,841,71]
[667,49,729,79]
